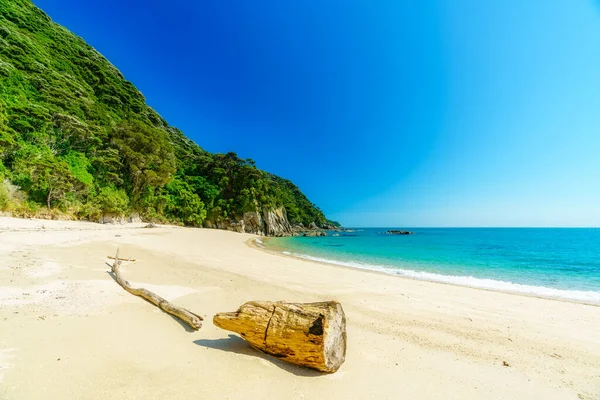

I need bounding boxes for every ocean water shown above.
[266,228,600,304]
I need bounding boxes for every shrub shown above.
[0,180,9,210]
[95,186,129,215]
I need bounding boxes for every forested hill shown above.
[0,0,338,234]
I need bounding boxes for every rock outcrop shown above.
[302,230,327,237]
[96,205,330,238]
[204,206,294,236]
[202,206,333,237]
[204,218,233,231]
[262,207,294,236]
[386,230,414,235]
[99,214,126,224]
[200,204,343,237]
[128,213,142,223]
[98,213,142,225]
[243,211,264,235]
[321,223,339,230]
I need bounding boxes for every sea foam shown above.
[284,252,600,304]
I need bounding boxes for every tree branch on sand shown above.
[109,249,203,330]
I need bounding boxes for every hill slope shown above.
[0,0,337,234]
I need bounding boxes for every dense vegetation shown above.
[0,0,335,229]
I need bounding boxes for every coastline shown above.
[248,237,600,307]
[1,217,599,400]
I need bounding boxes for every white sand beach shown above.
[0,217,598,399]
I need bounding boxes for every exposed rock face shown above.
[228,220,245,233]
[204,218,232,231]
[203,206,329,237]
[262,207,293,237]
[99,214,126,224]
[128,213,142,223]
[99,213,142,225]
[242,211,264,235]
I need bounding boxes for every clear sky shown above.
[33,0,600,227]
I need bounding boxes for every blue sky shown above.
[34,0,600,227]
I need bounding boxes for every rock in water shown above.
[213,301,347,372]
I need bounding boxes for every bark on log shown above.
[110,250,203,330]
[213,301,346,372]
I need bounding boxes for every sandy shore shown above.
[0,217,598,399]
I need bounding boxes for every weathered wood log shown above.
[109,249,203,330]
[213,301,346,372]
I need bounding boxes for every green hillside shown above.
[0,0,334,231]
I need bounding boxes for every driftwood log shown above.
[214,301,346,372]
[109,249,203,330]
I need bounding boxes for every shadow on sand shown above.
[193,334,327,377]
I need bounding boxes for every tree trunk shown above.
[46,186,53,208]
[213,301,346,372]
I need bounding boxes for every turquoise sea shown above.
[266,228,600,304]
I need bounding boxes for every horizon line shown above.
[339,226,600,229]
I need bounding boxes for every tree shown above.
[23,154,75,207]
[44,113,97,156]
[110,120,176,201]
[0,1,333,229]
[95,186,129,215]
[164,178,206,226]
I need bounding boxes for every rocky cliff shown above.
[262,207,294,236]
[204,206,327,237]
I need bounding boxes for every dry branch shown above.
[107,255,136,262]
[110,249,203,330]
